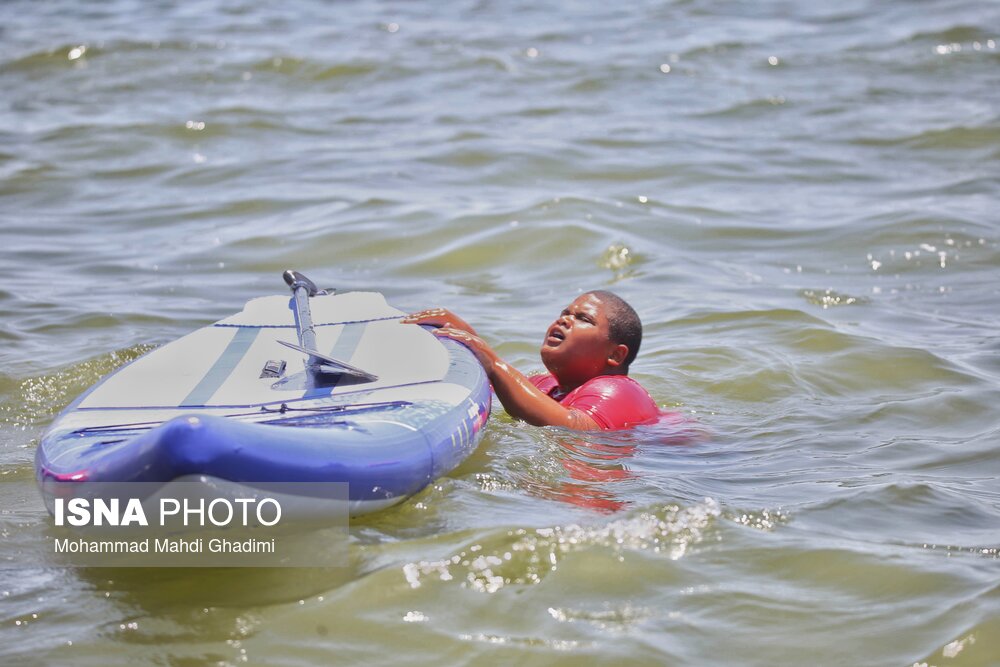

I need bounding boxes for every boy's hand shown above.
[429,327,496,368]
[402,308,478,336]
[413,317,601,431]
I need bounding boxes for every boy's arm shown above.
[401,308,478,336]
[428,327,600,431]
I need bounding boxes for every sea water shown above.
[1,0,998,664]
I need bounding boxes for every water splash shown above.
[401,498,720,593]
[546,602,652,632]
[942,634,976,658]
[0,345,154,430]
[727,507,790,531]
[599,243,641,282]
[799,289,869,309]
[601,243,634,271]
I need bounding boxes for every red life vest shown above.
[529,373,661,430]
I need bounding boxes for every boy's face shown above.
[540,293,619,385]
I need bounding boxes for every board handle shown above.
[283,270,320,297]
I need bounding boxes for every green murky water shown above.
[2,0,998,664]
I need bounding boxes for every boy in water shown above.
[403,291,660,430]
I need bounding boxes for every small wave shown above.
[852,125,1000,151]
[696,96,791,119]
[0,345,153,429]
[799,288,870,309]
[799,482,1000,550]
[680,40,749,59]
[1,43,100,71]
[851,218,997,279]
[511,106,569,119]
[567,77,610,93]
[1,38,221,72]
[419,148,501,169]
[313,61,380,81]
[401,499,720,593]
[599,242,643,282]
[664,307,980,404]
[30,113,294,149]
[855,213,994,249]
[726,506,790,532]
[802,336,975,396]
[445,130,491,143]
[906,25,995,45]
[545,601,650,630]
[671,308,827,330]
[579,135,651,150]
[471,55,516,72]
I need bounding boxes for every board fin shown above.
[276,340,378,382]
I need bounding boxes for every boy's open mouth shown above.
[545,326,566,346]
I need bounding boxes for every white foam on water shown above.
[401,498,721,593]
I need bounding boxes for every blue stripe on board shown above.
[74,336,478,411]
[303,322,369,400]
[180,327,260,407]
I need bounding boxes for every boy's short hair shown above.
[588,290,642,370]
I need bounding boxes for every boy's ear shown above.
[607,343,629,367]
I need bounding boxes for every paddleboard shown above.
[36,286,492,515]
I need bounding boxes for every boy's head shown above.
[540,290,642,388]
